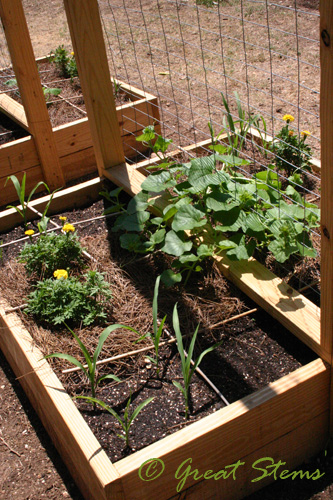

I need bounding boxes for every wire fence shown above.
[0,0,321,301]
[99,0,321,300]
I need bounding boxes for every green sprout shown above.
[76,394,154,448]
[172,304,222,420]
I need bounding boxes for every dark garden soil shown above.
[0,59,133,144]
[0,192,331,499]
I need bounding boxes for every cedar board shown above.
[0,161,329,500]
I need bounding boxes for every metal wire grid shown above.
[99,0,321,299]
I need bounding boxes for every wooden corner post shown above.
[0,0,64,190]
[320,0,333,437]
[63,0,125,176]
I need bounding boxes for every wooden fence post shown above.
[0,0,64,190]
[63,0,125,176]
[320,0,333,437]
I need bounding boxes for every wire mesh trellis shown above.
[0,0,321,301]
[98,0,320,301]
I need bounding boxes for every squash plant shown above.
[104,126,320,286]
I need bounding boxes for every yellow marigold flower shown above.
[53,269,68,280]
[283,114,295,123]
[288,130,294,136]
[25,229,35,236]
[59,216,67,221]
[62,223,75,233]
[71,51,74,56]
[301,130,311,137]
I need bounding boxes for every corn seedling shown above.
[5,174,52,229]
[75,395,154,447]
[136,276,166,376]
[44,323,140,404]
[113,78,123,98]
[172,304,222,419]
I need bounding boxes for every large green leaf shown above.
[114,211,150,232]
[120,233,143,252]
[149,228,166,245]
[267,239,298,263]
[226,234,256,260]
[205,192,233,211]
[161,269,182,287]
[141,170,176,193]
[171,205,206,232]
[127,191,149,214]
[161,230,192,256]
[214,206,242,231]
[216,154,249,167]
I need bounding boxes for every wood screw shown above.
[321,29,330,47]
[323,226,330,239]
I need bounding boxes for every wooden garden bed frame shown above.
[0,17,160,207]
[0,0,333,499]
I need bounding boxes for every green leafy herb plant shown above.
[25,270,112,326]
[172,304,222,420]
[75,394,154,448]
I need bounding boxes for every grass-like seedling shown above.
[172,304,222,419]
[5,174,52,229]
[75,394,154,447]
[136,276,166,376]
[44,323,139,402]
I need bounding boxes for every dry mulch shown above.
[1,197,330,500]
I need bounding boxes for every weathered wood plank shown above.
[63,0,125,175]
[167,412,328,500]
[320,0,333,437]
[112,358,329,500]
[0,299,124,500]
[0,93,29,131]
[0,0,64,189]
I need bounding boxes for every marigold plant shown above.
[272,115,312,175]
[25,271,112,326]
[19,231,84,279]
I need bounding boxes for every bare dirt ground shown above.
[0,0,328,499]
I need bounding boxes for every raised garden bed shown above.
[0,56,160,208]
[0,163,329,500]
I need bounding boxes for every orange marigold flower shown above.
[288,130,294,136]
[53,269,68,280]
